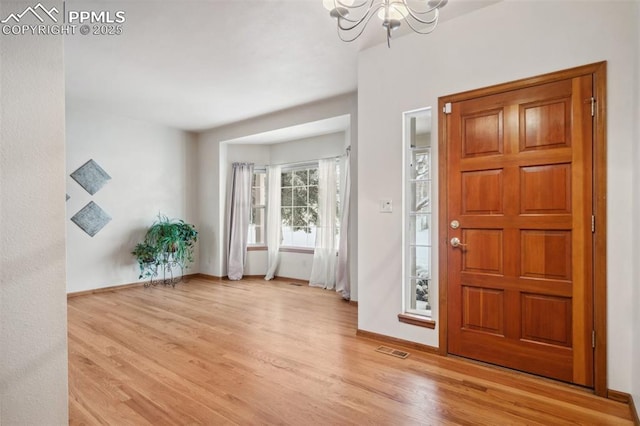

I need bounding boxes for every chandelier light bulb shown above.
[377,3,408,21]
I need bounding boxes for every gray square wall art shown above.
[71,201,112,237]
[70,159,111,195]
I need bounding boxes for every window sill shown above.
[398,313,436,329]
[279,246,314,254]
[247,246,316,254]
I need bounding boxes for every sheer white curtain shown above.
[264,165,281,280]
[227,162,254,280]
[310,158,337,289]
[336,151,351,299]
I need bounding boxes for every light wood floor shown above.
[68,277,634,425]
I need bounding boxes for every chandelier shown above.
[323,0,448,47]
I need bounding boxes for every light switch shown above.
[380,199,393,213]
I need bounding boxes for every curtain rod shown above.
[252,146,350,170]
[268,152,347,169]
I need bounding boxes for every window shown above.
[248,169,266,245]
[404,108,432,318]
[247,162,340,250]
[280,167,318,248]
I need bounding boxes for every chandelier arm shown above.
[431,0,448,10]
[401,4,439,26]
[335,0,371,8]
[337,3,385,31]
[403,14,440,34]
[336,9,382,42]
[332,0,378,25]
[395,0,445,15]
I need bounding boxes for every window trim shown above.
[398,313,436,329]
[248,168,267,246]
[280,164,320,249]
[279,246,314,254]
[246,245,314,254]
[280,161,318,173]
[401,107,434,322]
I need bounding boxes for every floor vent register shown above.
[375,346,410,359]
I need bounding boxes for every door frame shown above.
[437,62,607,396]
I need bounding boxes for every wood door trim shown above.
[438,91,450,356]
[592,62,607,397]
[437,62,604,105]
[437,62,607,395]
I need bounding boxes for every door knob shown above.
[450,237,467,248]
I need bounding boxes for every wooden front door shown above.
[441,69,599,386]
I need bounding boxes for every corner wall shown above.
[0,4,69,422]
[358,0,637,393]
[631,0,640,414]
[65,101,199,293]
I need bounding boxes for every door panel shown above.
[521,97,572,150]
[445,75,594,386]
[462,287,504,335]
[521,293,572,346]
[461,110,503,157]
[520,164,572,213]
[461,170,504,214]
[462,229,503,274]
[520,230,572,280]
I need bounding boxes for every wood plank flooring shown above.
[68,277,634,425]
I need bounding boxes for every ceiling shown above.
[64,0,500,132]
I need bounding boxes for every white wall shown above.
[358,0,638,393]
[227,143,271,164]
[0,3,69,422]
[270,132,346,164]
[197,93,358,298]
[65,101,198,293]
[632,0,640,412]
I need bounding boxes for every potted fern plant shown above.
[132,242,158,279]
[131,214,198,283]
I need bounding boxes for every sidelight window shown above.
[403,108,433,318]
